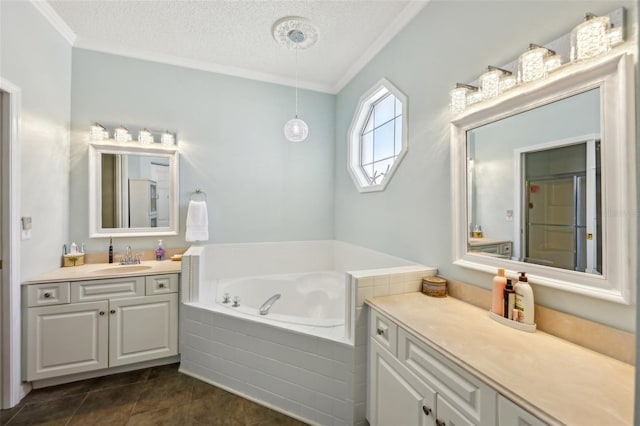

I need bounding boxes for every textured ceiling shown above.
[46,1,427,93]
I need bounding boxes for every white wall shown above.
[334,0,638,331]
[69,49,336,253]
[0,2,72,280]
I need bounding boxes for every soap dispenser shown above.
[515,272,535,325]
[155,240,165,261]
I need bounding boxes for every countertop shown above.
[366,293,633,425]
[468,237,512,246]
[22,260,182,284]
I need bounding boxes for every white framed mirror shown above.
[89,141,179,237]
[451,50,636,304]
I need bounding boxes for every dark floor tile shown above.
[93,368,151,391]
[7,394,85,426]
[22,378,99,404]
[0,405,22,426]
[147,363,180,381]
[191,380,234,403]
[68,383,145,426]
[132,372,194,415]
[244,401,308,426]
[188,393,244,426]
[126,404,191,426]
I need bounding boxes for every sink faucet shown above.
[120,246,142,265]
[259,294,281,315]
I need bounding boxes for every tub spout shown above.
[259,294,281,315]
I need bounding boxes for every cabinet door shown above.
[369,340,436,426]
[109,293,178,367]
[27,301,108,381]
[436,395,475,426]
[498,396,548,426]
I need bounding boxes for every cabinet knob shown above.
[110,309,116,314]
[159,283,165,288]
[43,292,51,298]
[422,406,432,416]
[99,311,105,316]
[376,328,385,336]
[436,419,445,426]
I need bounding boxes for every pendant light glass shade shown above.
[284,117,309,142]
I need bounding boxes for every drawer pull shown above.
[376,328,385,336]
[158,283,165,288]
[43,292,51,298]
[110,309,116,314]
[422,406,432,416]
[99,311,105,316]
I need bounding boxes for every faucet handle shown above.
[135,253,143,264]
[232,296,240,307]
[222,293,231,303]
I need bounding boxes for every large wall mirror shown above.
[451,51,636,304]
[89,142,179,237]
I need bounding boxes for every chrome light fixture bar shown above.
[89,124,177,146]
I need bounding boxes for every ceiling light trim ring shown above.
[273,17,318,50]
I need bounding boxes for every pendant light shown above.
[273,17,318,143]
[283,30,308,142]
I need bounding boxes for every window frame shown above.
[348,78,408,193]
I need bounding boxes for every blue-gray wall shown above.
[0,1,72,280]
[334,0,637,331]
[69,49,336,253]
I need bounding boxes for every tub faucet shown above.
[259,294,281,315]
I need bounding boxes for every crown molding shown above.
[74,36,334,94]
[29,0,76,45]
[331,1,429,94]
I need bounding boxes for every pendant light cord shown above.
[294,41,299,118]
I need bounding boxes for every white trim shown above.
[331,1,429,94]
[28,0,76,45]
[0,77,25,408]
[74,38,333,94]
[451,49,636,304]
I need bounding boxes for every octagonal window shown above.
[348,79,408,192]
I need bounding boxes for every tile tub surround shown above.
[366,293,633,425]
[0,363,306,426]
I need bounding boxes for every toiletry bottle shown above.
[156,240,165,261]
[491,268,507,316]
[70,242,78,253]
[515,272,535,325]
[503,279,515,320]
[108,237,114,264]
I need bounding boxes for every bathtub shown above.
[179,240,437,425]
[216,271,345,327]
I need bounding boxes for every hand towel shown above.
[186,200,209,242]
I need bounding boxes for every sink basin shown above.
[92,265,152,275]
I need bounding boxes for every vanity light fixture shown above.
[449,9,625,115]
[160,131,175,147]
[114,125,132,143]
[570,13,613,61]
[138,128,154,145]
[274,17,317,143]
[449,84,478,113]
[90,123,108,141]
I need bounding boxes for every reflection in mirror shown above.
[101,154,170,229]
[89,142,179,237]
[466,89,601,274]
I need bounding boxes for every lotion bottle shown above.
[515,272,535,324]
[491,268,507,316]
[503,279,515,320]
[155,240,165,261]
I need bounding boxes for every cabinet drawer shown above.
[145,274,178,295]
[71,277,144,302]
[398,329,496,425]
[27,282,70,307]
[370,309,397,356]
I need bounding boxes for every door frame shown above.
[0,77,23,408]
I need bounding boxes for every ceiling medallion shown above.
[272,17,318,50]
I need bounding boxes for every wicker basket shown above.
[62,254,85,267]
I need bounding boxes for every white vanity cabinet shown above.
[25,274,178,382]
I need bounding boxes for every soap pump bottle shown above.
[515,272,535,325]
[491,268,507,316]
[503,279,515,320]
[155,240,165,261]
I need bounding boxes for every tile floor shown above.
[0,364,308,426]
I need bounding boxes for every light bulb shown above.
[90,123,107,141]
[284,118,309,142]
[138,129,154,144]
[570,14,611,61]
[114,126,131,143]
[161,131,175,146]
